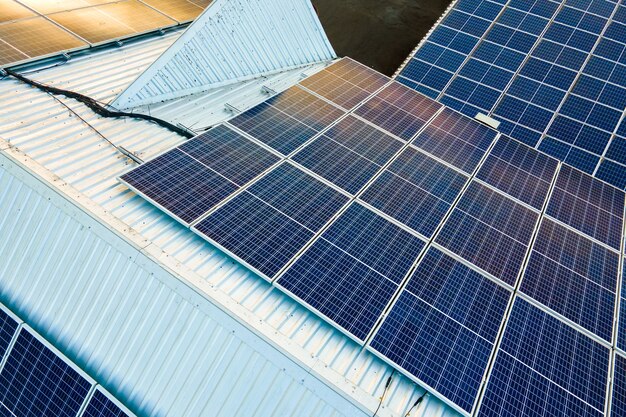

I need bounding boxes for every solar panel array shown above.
[120,57,626,416]
[0,0,209,67]
[0,304,134,417]
[398,0,626,191]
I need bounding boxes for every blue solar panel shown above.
[520,219,619,342]
[354,82,441,140]
[120,149,239,225]
[0,329,92,417]
[228,86,345,155]
[478,297,610,417]
[292,116,403,194]
[477,135,558,209]
[412,107,497,173]
[300,58,389,110]
[360,146,468,237]
[177,125,280,186]
[0,308,18,363]
[612,354,626,417]
[546,165,624,249]
[82,389,130,417]
[397,0,626,190]
[436,181,538,286]
[194,163,348,279]
[277,203,425,341]
[370,247,510,414]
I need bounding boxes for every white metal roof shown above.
[112,0,336,109]
[0,29,459,417]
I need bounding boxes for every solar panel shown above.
[412,107,497,173]
[436,181,539,286]
[520,218,619,342]
[476,135,558,209]
[360,146,468,237]
[178,125,281,186]
[292,116,402,194]
[370,247,510,414]
[397,0,626,190]
[120,149,239,225]
[0,328,92,417]
[119,125,280,225]
[354,82,442,141]
[82,388,132,417]
[612,354,626,417]
[478,297,610,417]
[546,164,624,249]
[48,1,177,45]
[277,203,425,341]
[228,86,345,155]
[193,163,349,279]
[300,58,389,110]
[0,307,18,362]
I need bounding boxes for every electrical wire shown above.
[403,392,428,417]
[372,370,395,417]
[49,92,143,164]
[4,68,194,139]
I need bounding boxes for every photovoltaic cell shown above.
[277,203,425,341]
[0,307,18,361]
[520,219,619,342]
[354,82,441,140]
[371,248,510,414]
[478,298,609,417]
[612,354,626,417]
[178,125,280,186]
[292,116,403,194]
[546,165,624,249]
[194,164,349,279]
[300,58,389,110]
[412,107,497,173]
[82,389,131,417]
[436,181,538,286]
[0,329,92,417]
[228,86,345,155]
[120,149,238,224]
[360,146,468,237]
[477,135,558,209]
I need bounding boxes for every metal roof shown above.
[0,27,459,417]
[112,0,336,109]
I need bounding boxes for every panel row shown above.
[0,305,133,417]
[398,0,626,190]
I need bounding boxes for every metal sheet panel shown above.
[112,0,336,108]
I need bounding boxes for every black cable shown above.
[403,392,428,417]
[372,370,395,417]
[5,68,194,139]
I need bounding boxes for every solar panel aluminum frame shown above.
[116,125,284,228]
[364,246,515,417]
[613,201,626,358]
[609,351,626,417]
[0,304,22,370]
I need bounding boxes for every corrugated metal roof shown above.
[0,33,460,417]
[112,0,336,109]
